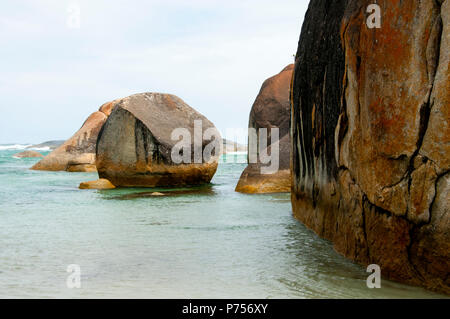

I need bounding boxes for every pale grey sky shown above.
[0,0,309,144]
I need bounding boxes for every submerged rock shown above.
[13,150,44,158]
[236,65,293,193]
[150,192,165,196]
[79,178,116,190]
[96,93,221,187]
[111,186,215,200]
[31,101,117,172]
[291,0,449,294]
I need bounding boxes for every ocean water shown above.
[0,148,446,299]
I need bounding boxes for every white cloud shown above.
[0,0,308,143]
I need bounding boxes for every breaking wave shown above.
[0,144,51,151]
[0,144,32,150]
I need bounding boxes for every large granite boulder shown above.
[222,139,247,154]
[291,0,449,294]
[95,93,221,187]
[235,65,293,193]
[31,100,116,172]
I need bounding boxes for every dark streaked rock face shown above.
[235,65,293,194]
[96,93,221,187]
[291,0,449,294]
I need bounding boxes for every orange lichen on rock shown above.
[291,0,449,294]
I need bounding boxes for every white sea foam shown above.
[0,144,32,150]
[0,144,51,151]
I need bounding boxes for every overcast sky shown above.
[0,0,309,144]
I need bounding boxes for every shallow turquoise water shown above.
[0,149,446,298]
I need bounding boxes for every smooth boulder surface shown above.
[31,101,116,172]
[291,0,449,294]
[96,93,221,187]
[13,150,44,158]
[236,65,293,193]
[79,179,116,190]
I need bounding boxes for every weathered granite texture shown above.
[96,93,221,187]
[291,0,449,294]
[31,100,117,172]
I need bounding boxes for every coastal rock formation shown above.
[31,101,116,172]
[96,93,221,187]
[291,0,449,294]
[79,178,116,190]
[26,140,64,151]
[13,150,44,158]
[236,65,293,193]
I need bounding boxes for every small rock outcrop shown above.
[13,150,44,158]
[96,93,221,187]
[79,179,116,190]
[291,0,449,294]
[31,101,116,172]
[235,65,293,193]
[26,140,64,151]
